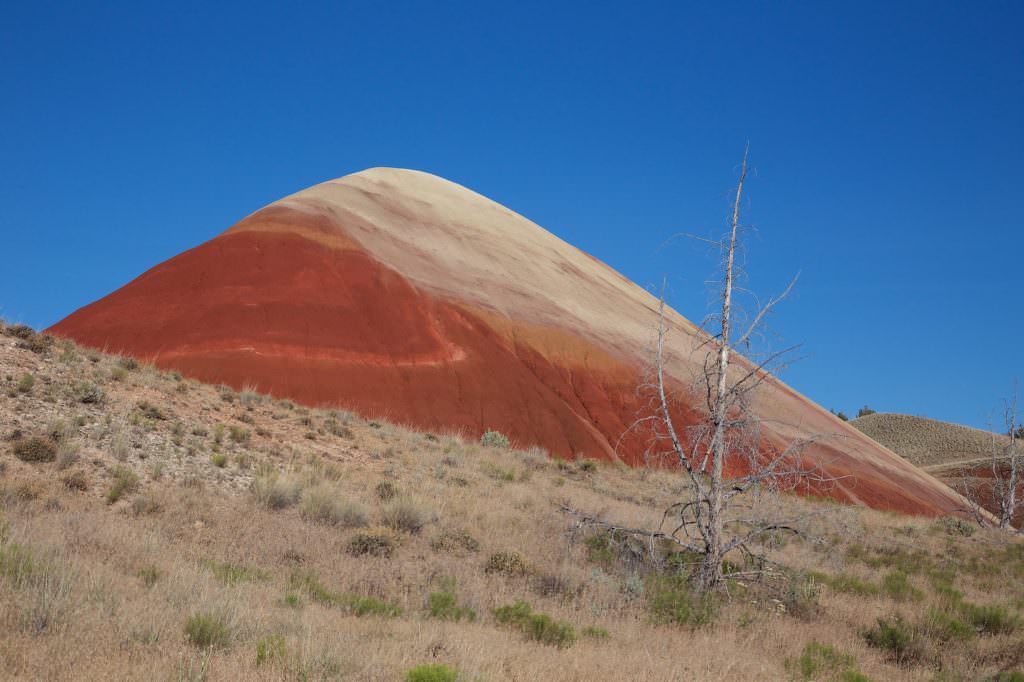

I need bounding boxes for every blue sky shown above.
[1,1,1021,429]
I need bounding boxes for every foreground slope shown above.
[3,324,1024,681]
[50,168,966,515]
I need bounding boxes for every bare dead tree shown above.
[564,147,833,593]
[960,383,1022,531]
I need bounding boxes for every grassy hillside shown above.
[850,413,1018,469]
[2,321,1023,680]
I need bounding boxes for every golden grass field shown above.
[1,321,1023,681]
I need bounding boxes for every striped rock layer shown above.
[50,168,972,516]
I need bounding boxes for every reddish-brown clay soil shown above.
[49,168,974,517]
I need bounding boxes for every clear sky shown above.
[1,1,1021,429]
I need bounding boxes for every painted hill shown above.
[49,168,970,516]
[851,412,1021,525]
[849,412,1018,468]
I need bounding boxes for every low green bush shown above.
[184,612,232,649]
[882,571,923,602]
[959,601,1021,635]
[106,466,139,503]
[255,634,286,666]
[862,616,922,665]
[16,373,34,394]
[785,641,860,680]
[480,430,510,449]
[289,570,402,616]
[646,575,715,627]
[493,600,576,648]
[428,589,476,622]
[405,665,460,682]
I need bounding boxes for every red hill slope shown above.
[50,168,970,516]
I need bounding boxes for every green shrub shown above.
[960,601,1021,635]
[405,665,460,682]
[381,498,431,534]
[210,453,228,468]
[300,484,368,527]
[920,606,974,643]
[204,560,267,585]
[428,589,476,622]
[785,642,859,680]
[862,616,922,665]
[346,531,396,558]
[228,425,250,443]
[12,436,57,463]
[493,601,576,648]
[138,565,161,588]
[16,373,34,394]
[581,625,610,640]
[989,673,1024,682]
[290,569,403,616]
[480,430,510,449]
[70,381,104,404]
[481,462,515,482]
[577,458,597,473]
[485,551,528,576]
[184,612,232,649]
[430,529,480,555]
[136,400,166,420]
[524,612,577,648]
[584,533,619,566]
[827,573,879,597]
[493,600,532,626]
[646,575,714,627]
[255,634,286,666]
[882,571,923,602]
[106,466,139,503]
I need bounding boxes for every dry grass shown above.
[0,323,1023,680]
[851,412,1020,468]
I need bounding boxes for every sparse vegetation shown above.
[250,471,302,509]
[380,498,432,534]
[346,530,397,558]
[485,551,528,576]
[184,612,232,649]
[428,584,477,622]
[405,664,460,682]
[0,332,1022,679]
[12,436,57,463]
[106,465,140,503]
[480,430,510,449]
[493,601,576,648]
[300,484,368,527]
